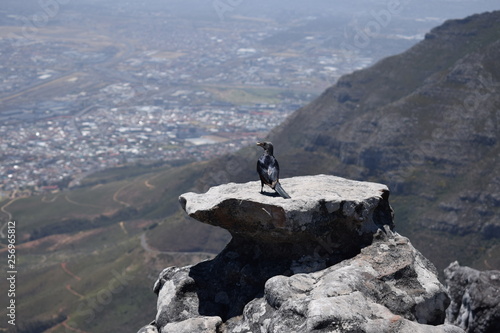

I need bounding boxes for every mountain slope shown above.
[262,11,500,270]
[0,162,229,332]
[197,11,500,272]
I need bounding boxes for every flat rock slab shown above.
[179,175,394,247]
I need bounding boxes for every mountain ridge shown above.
[261,11,500,267]
[195,10,500,273]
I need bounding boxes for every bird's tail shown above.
[275,182,291,199]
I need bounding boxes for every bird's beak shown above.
[256,142,263,147]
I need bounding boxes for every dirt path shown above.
[144,172,163,190]
[62,320,92,333]
[65,284,85,299]
[61,262,81,281]
[42,193,60,203]
[144,178,156,189]
[119,221,128,235]
[0,197,21,221]
[112,184,131,207]
[0,222,7,238]
[139,232,214,258]
[46,315,92,333]
[64,195,102,208]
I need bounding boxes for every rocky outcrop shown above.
[199,10,499,273]
[222,228,463,333]
[180,175,394,265]
[444,262,500,333]
[138,175,463,333]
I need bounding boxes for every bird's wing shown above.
[257,158,272,185]
[257,155,280,186]
[267,157,280,185]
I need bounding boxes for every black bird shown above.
[256,141,291,199]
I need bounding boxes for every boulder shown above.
[141,175,461,333]
[179,175,394,262]
[136,323,159,333]
[224,228,462,333]
[444,262,500,333]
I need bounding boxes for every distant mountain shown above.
[273,11,500,229]
[198,11,500,272]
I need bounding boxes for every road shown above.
[139,232,214,258]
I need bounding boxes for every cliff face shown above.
[138,176,463,333]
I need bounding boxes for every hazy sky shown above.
[2,0,499,22]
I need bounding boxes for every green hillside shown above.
[0,162,229,332]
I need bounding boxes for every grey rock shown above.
[180,175,394,261]
[224,229,461,333]
[161,316,222,333]
[444,261,500,333]
[154,266,199,325]
[142,176,461,333]
[137,323,159,333]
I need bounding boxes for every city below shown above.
[0,1,434,198]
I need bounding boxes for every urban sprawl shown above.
[0,7,421,198]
